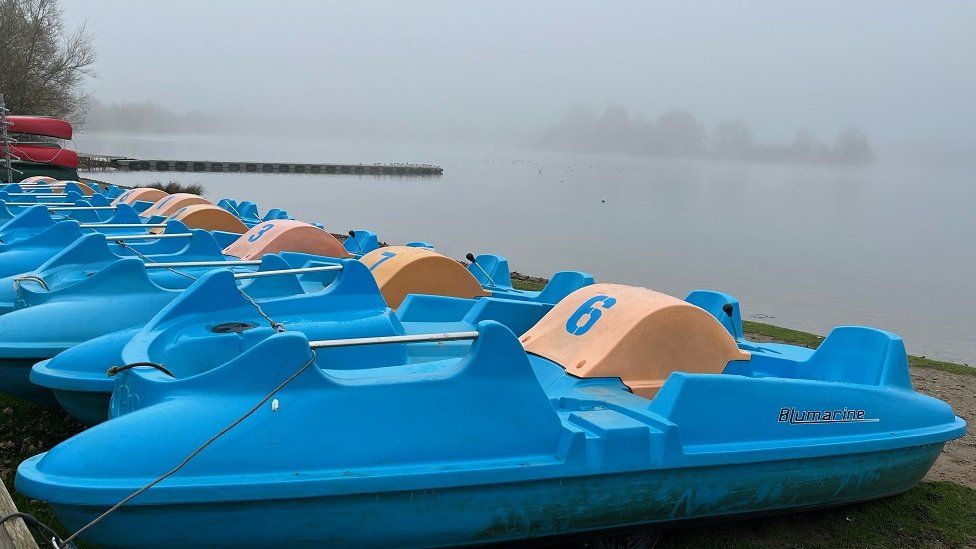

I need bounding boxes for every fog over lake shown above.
[60,1,976,363]
[76,132,976,365]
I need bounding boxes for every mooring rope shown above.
[113,238,284,332]
[9,237,300,547]
[59,350,318,547]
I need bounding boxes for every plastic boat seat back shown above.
[0,202,17,226]
[140,193,211,218]
[129,259,402,378]
[112,187,168,206]
[1,219,82,255]
[236,201,259,220]
[216,198,240,216]
[113,322,564,466]
[159,204,248,234]
[262,208,289,221]
[521,283,751,398]
[534,271,597,304]
[99,203,143,226]
[684,289,743,338]
[223,220,350,260]
[360,246,490,308]
[60,181,96,196]
[28,233,123,289]
[468,254,513,289]
[0,205,56,240]
[797,326,913,389]
[344,230,380,256]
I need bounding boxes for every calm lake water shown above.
[75,132,976,365]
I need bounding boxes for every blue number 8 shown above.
[565,295,617,336]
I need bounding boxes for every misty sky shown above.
[61,1,975,146]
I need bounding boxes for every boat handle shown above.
[107,361,175,377]
[48,205,118,211]
[309,330,479,349]
[144,260,263,269]
[12,274,49,291]
[233,265,342,279]
[79,223,168,229]
[2,202,78,206]
[109,233,194,240]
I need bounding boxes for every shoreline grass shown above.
[743,320,975,376]
[145,180,204,195]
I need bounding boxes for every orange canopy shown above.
[521,283,750,399]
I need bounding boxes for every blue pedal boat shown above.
[0,221,361,401]
[0,227,225,314]
[217,198,290,225]
[360,245,593,308]
[0,210,199,279]
[31,247,594,425]
[1,181,123,200]
[16,283,965,548]
[0,195,303,277]
[0,187,292,247]
[0,221,381,314]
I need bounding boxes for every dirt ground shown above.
[745,331,974,489]
[912,367,975,488]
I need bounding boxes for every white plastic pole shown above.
[233,265,342,280]
[309,331,479,349]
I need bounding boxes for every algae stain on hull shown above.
[473,444,943,543]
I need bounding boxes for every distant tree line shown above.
[85,99,234,134]
[539,105,874,166]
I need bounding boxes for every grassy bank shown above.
[2,283,972,547]
[146,181,204,195]
[1,392,84,544]
[742,320,975,376]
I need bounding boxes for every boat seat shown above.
[360,246,490,308]
[141,193,211,218]
[521,283,750,398]
[61,181,96,196]
[157,204,248,234]
[223,220,350,260]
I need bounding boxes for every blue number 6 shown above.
[565,295,617,336]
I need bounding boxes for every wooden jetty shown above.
[78,154,443,176]
[1,479,38,549]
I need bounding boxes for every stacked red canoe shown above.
[4,116,79,169]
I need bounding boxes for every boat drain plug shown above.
[211,322,258,334]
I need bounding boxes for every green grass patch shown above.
[511,277,546,292]
[743,320,974,376]
[662,481,976,548]
[147,180,204,195]
[1,392,85,545]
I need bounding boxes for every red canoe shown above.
[6,116,73,140]
[8,143,79,169]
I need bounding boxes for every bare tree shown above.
[0,0,95,124]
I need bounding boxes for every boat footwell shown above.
[30,443,943,549]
